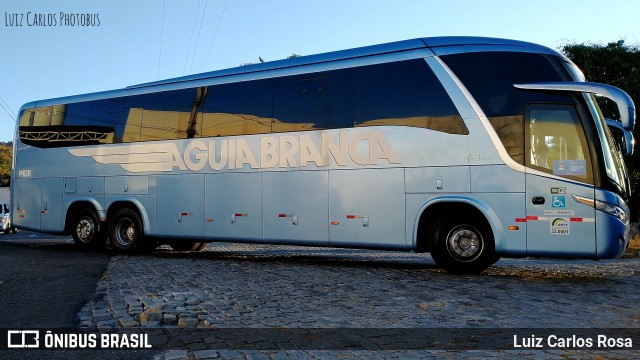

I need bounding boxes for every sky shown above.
[1,0,639,142]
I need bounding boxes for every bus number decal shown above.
[18,169,32,178]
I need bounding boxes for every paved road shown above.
[0,233,104,328]
[92,242,640,359]
[1,231,639,359]
[0,232,158,360]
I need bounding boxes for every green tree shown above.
[561,40,640,220]
[0,142,12,187]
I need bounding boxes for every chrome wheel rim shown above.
[75,216,95,243]
[446,225,482,261]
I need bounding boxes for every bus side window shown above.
[111,97,141,143]
[137,88,199,142]
[64,102,91,126]
[19,107,52,147]
[272,70,356,133]
[354,59,466,134]
[89,99,120,143]
[199,79,274,137]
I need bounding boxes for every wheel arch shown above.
[413,196,505,253]
[64,198,104,234]
[106,198,151,235]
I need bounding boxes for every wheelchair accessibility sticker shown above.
[551,195,566,208]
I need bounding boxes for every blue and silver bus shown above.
[11,37,635,274]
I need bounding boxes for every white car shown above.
[1,204,16,234]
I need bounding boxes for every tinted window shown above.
[19,88,200,146]
[105,97,133,143]
[18,108,43,145]
[89,99,121,137]
[273,69,355,132]
[63,102,91,126]
[442,52,575,164]
[354,60,466,134]
[19,103,116,147]
[53,101,115,145]
[199,79,273,137]
[19,105,64,129]
[133,88,199,142]
[20,59,466,148]
[272,59,464,134]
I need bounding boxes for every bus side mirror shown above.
[515,82,636,131]
[606,118,635,156]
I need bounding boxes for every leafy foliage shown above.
[0,142,12,187]
[561,40,640,220]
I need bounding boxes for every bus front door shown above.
[524,104,596,257]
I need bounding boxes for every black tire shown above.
[11,227,18,234]
[71,208,106,249]
[429,214,496,275]
[168,241,207,252]
[488,253,502,266]
[109,208,144,252]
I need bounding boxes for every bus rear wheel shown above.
[71,209,105,249]
[109,208,144,252]
[429,214,495,275]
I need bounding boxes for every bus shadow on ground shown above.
[152,246,441,271]
[2,237,628,282]
[148,246,631,283]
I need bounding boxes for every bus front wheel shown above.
[429,214,495,275]
[109,208,144,252]
[71,208,106,249]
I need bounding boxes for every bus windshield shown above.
[585,92,628,194]
[563,61,629,196]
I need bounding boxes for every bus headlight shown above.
[572,195,627,223]
[595,201,627,223]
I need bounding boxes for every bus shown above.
[11,37,635,274]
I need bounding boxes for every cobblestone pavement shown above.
[78,242,640,359]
